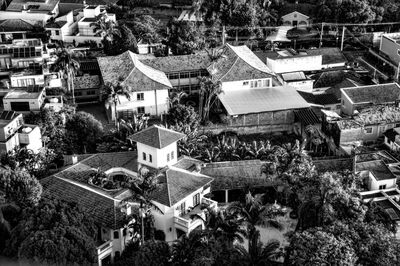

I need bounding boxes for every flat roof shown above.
[342,83,400,104]
[218,86,310,116]
[356,160,396,181]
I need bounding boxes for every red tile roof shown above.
[151,167,213,207]
[129,125,185,149]
[41,176,126,229]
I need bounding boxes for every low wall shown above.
[199,123,293,135]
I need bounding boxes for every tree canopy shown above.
[4,198,97,265]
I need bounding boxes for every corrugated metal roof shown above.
[218,86,310,115]
[294,108,320,126]
[281,71,306,81]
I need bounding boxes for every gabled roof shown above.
[41,175,126,229]
[200,160,266,190]
[342,83,400,104]
[298,91,340,105]
[141,52,211,73]
[97,51,172,91]
[208,44,274,82]
[218,86,310,116]
[129,125,185,149]
[0,19,34,32]
[281,10,309,19]
[45,20,68,29]
[152,167,213,207]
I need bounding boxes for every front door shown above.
[293,20,298,27]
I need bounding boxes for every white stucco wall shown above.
[221,78,272,92]
[114,89,169,117]
[284,80,313,92]
[340,89,354,115]
[137,141,178,169]
[281,11,309,27]
[380,34,400,65]
[266,55,322,73]
[369,173,397,191]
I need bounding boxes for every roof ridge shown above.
[219,55,240,82]
[56,176,119,201]
[343,82,398,91]
[128,51,172,88]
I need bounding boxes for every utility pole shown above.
[319,22,324,48]
[222,25,226,45]
[340,26,346,51]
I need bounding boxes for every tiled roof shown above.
[151,167,213,207]
[298,91,340,105]
[173,156,203,171]
[342,83,400,104]
[218,86,310,115]
[294,108,320,126]
[45,21,68,29]
[279,2,315,17]
[97,51,172,91]
[356,160,396,181]
[208,44,274,82]
[129,125,184,149]
[55,152,139,193]
[41,176,126,229]
[305,48,347,65]
[200,160,266,190]
[79,59,100,72]
[74,75,101,90]
[0,19,34,32]
[141,52,211,73]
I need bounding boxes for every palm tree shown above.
[169,91,188,106]
[104,81,131,127]
[227,191,283,252]
[53,46,80,104]
[234,230,282,266]
[198,76,222,122]
[123,167,163,244]
[90,14,120,45]
[170,230,209,265]
[193,207,247,247]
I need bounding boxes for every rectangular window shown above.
[365,127,372,134]
[171,151,174,160]
[379,185,387,190]
[113,231,119,239]
[193,193,200,206]
[137,93,144,101]
[142,152,146,161]
[167,153,170,162]
[262,79,270,87]
[86,90,96,95]
[55,30,60,36]
[149,154,152,163]
[180,202,186,215]
[336,104,341,109]
[243,81,249,86]
[137,106,145,114]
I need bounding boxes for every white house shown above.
[208,44,277,92]
[41,126,217,264]
[98,51,172,121]
[0,111,42,154]
[380,33,400,65]
[280,72,314,92]
[46,5,116,46]
[0,0,59,25]
[281,11,310,28]
[3,87,46,112]
[383,127,400,152]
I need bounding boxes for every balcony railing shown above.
[97,240,113,256]
[174,197,218,232]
